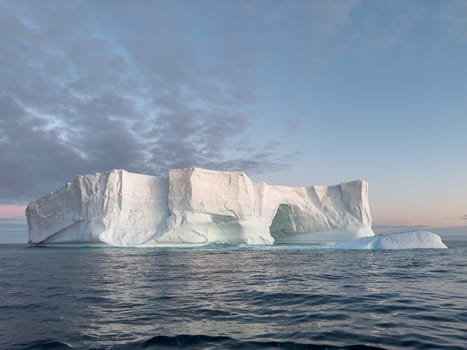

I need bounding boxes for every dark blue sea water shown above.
[1,242,466,350]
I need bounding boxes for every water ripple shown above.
[1,242,466,350]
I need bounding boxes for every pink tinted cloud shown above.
[401,219,427,226]
[0,205,26,219]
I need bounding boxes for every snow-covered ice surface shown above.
[26,168,373,246]
[331,231,448,250]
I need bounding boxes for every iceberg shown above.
[331,231,448,250]
[26,168,373,246]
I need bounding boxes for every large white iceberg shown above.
[26,168,374,246]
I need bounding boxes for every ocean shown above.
[1,241,466,350]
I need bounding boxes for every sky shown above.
[1,0,467,242]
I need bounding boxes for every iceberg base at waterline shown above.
[142,230,448,250]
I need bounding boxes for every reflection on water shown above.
[0,243,466,349]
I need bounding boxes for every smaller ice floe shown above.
[331,231,447,250]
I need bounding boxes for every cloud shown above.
[4,0,450,204]
[462,215,467,221]
[0,205,26,219]
[0,1,296,203]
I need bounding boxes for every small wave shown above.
[16,340,73,350]
[138,334,386,349]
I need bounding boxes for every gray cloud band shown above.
[0,1,295,203]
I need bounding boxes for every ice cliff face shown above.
[26,168,374,246]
